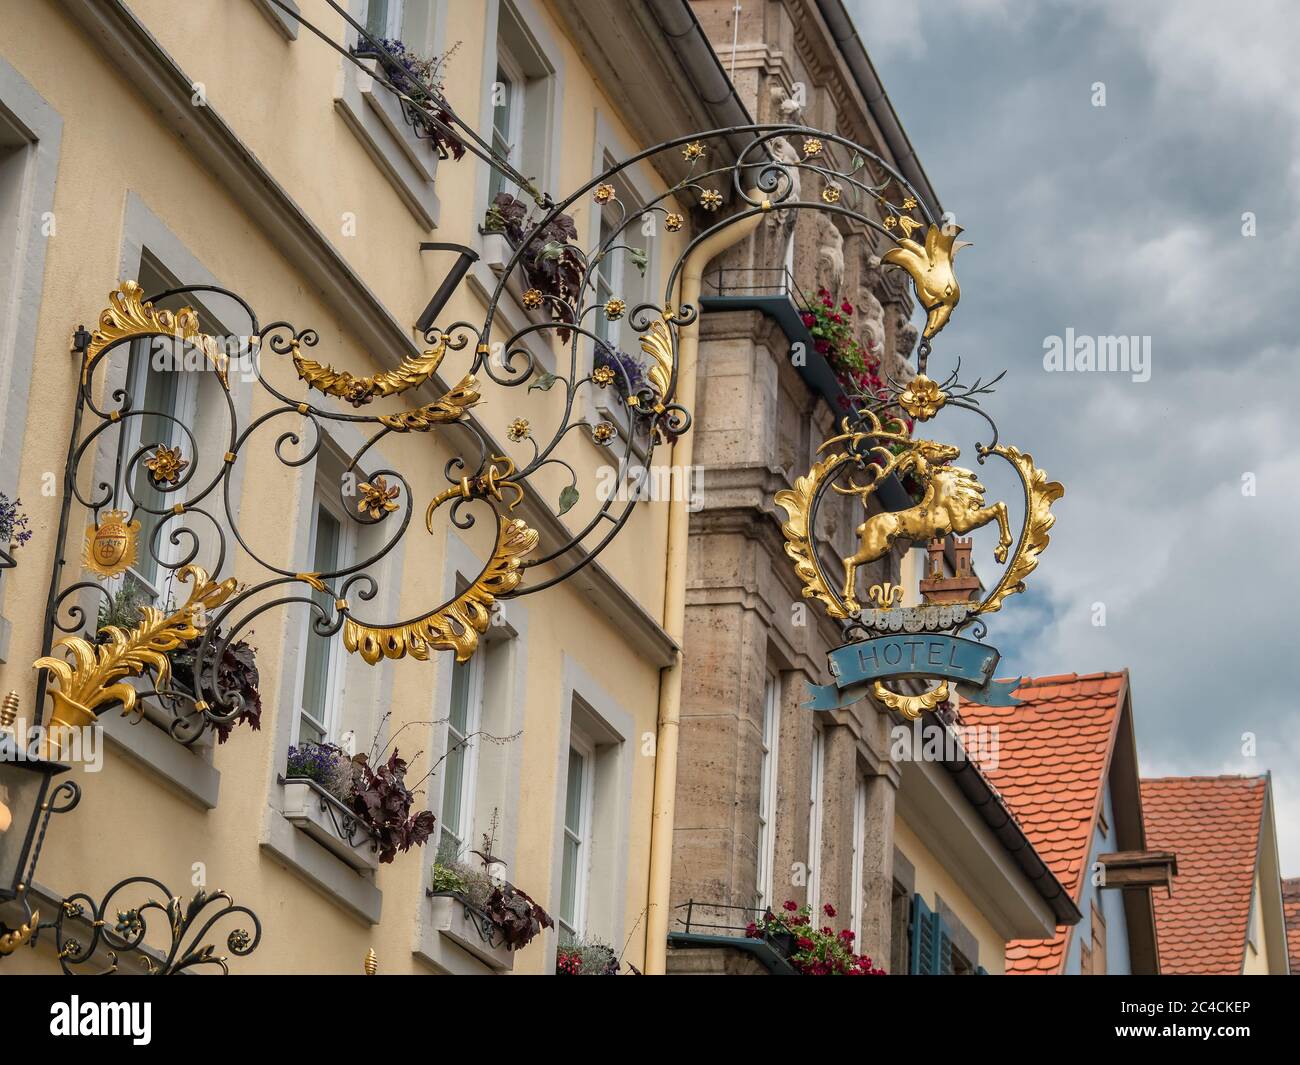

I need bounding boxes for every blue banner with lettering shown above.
[805,633,1022,711]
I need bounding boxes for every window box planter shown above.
[349,41,465,161]
[480,230,553,332]
[427,892,514,972]
[281,777,380,872]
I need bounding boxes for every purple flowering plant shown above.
[351,37,466,160]
[0,493,32,549]
[594,340,646,400]
[285,740,436,864]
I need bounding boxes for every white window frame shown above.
[851,776,867,942]
[362,0,405,38]
[558,732,595,941]
[118,331,199,604]
[487,46,526,203]
[808,727,825,912]
[479,0,559,207]
[438,651,485,859]
[756,672,780,910]
[292,470,356,748]
[593,198,625,349]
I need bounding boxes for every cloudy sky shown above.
[849,0,1300,870]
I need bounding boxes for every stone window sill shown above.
[249,0,299,40]
[98,707,220,810]
[427,893,514,971]
[261,786,383,925]
[334,57,441,230]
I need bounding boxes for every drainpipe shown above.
[644,199,763,974]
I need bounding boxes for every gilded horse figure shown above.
[838,439,1012,613]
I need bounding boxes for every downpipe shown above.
[644,196,763,973]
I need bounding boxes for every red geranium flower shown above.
[783,900,798,912]
[822,903,837,918]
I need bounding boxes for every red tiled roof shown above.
[1283,878,1300,975]
[1140,776,1266,975]
[960,671,1127,974]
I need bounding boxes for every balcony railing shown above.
[702,266,811,308]
[698,265,912,512]
[668,899,799,974]
[674,898,768,937]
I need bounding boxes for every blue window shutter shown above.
[909,894,934,974]
[976,965,989,975]
[930,911,954,975]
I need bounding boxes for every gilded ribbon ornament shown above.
[291,333,452,406]
[342,515,538,663]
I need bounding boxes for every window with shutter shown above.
[909,894,935,974]
[932,910,954,975]
[1090,902,1107,975]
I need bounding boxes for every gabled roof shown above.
[1140,775,1267,975]
[960,671,1128,974]
[1283,878,1300,974]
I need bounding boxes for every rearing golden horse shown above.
[838,439,1012,612]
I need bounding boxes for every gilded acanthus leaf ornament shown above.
[34,565,239,725]
[84,280,228,387]
[631,316,674,413]
[774,450,855,620]
[343,516,538,663]
[291,335,450,406]
[881,224,972,340]
[376,374,480,431]
[972,446,1064,617]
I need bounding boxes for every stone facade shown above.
[669,0,933,969]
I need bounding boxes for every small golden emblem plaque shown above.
[83,509,140,578]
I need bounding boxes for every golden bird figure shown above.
[881,224,972,339]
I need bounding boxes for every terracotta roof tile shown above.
[1282,878,1300,974]
[1140,776,1266,975]
[960,670,1127,975]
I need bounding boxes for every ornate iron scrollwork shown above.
[36,112,984,741]
[48,878,261,976]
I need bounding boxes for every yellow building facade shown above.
[0,0,729,974]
